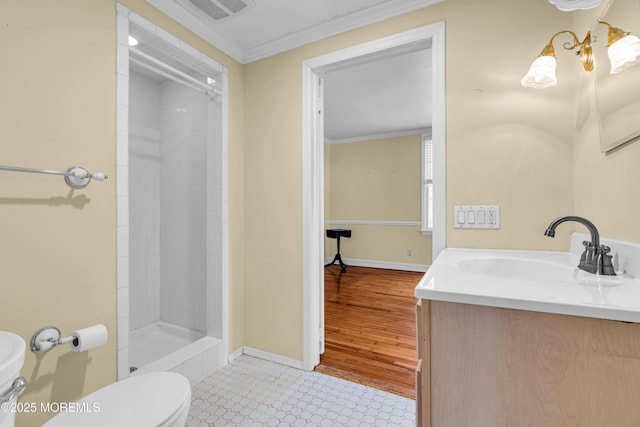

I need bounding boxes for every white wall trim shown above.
[219,65,230,366]
[145,0,245,62]
[325,127,430,145]
[241,347,305,370]
[325,220,421,227]
[228,346,244,363]
[431,22,447,259]
[325,258,430,272]
[305,27,434,73]
[146,0,445,64]
[116,5,230,379]
[302,21,447,373]
[302,63,324,371]
[244,0,445,63]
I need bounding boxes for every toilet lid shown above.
[42,372,191,427]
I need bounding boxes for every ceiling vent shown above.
[186,0,255,21]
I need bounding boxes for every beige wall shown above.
[328,137,421,221]
[0,1,244,426]
[325,225,432,266]
[0,2,116,426]
[3,0,637,423]
[573,0,640,244]
[445,1,578,250]
[243,52,304,358]
[325,136,431,265]
[243,0,577,360]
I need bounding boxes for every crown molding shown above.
[146,0,445,64]
[243,0,445,63]
[325,127,430,145]
[146,0,246,61]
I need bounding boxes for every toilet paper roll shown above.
[70,324,108,352]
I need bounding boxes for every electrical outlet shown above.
[407,248,412,256]
[487,207,498,226]
[454,205,500,229]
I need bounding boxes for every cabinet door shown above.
[416,300,431,426]
[416,358,423,427]
[416,300,423,355]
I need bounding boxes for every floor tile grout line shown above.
[187,355,415,426]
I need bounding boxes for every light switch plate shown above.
[454,205,500,229]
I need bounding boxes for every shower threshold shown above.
[129,321,205,368]
[130,334,223,383]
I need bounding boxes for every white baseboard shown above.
[325,257,429,272]
[236,346,305,370]
[230,258,428,372]
[228,346,243,363]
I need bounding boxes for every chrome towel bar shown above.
[0,165,107,189]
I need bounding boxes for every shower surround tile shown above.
[187,355,416,426]
[117,4,229,380]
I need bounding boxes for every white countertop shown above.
[415,248,640,323]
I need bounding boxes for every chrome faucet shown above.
[544,216,616,276]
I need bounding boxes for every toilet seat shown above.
[42,372,191,427]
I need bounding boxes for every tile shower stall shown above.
[116,5,228,381]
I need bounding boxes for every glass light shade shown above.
[548,0,603,11]
[608,34,640,74]
[521,55,558,89]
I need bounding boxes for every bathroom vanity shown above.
[414,245,640,426]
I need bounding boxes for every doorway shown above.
[301,22,447,371]
[116,5,229,381]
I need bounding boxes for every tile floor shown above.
[186,355,416,426]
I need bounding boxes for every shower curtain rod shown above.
[129,48,221,98]
[0,165,107,189]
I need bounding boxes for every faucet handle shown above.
[599,245,611,254]
[595,245,616,275]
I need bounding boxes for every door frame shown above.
[301,22,447,371]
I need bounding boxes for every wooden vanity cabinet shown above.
[415,299,640,426]
[415,299,430,427]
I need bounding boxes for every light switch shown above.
[477,210,486,224]
[467,211,475,224]
[454,205,500,229]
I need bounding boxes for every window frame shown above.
[420,133,433,235]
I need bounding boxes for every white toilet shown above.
[0,332,26,427]
[43,371,191,427]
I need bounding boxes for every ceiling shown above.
[144,0,437,142]
[146,0,443,63]
[323,47,432,143]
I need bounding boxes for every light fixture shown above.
[521,22,640,88]
[521,30,592,89]
[600,21,640,74]
[548,0,603,12]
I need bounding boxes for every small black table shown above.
[324,228,351,272]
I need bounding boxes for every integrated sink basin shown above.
[415,248,640,323]
[458,256,578,282]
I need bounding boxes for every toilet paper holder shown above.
[30,326,77,353]
[31,324,108,353]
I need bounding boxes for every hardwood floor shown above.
[315,265,424,398]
